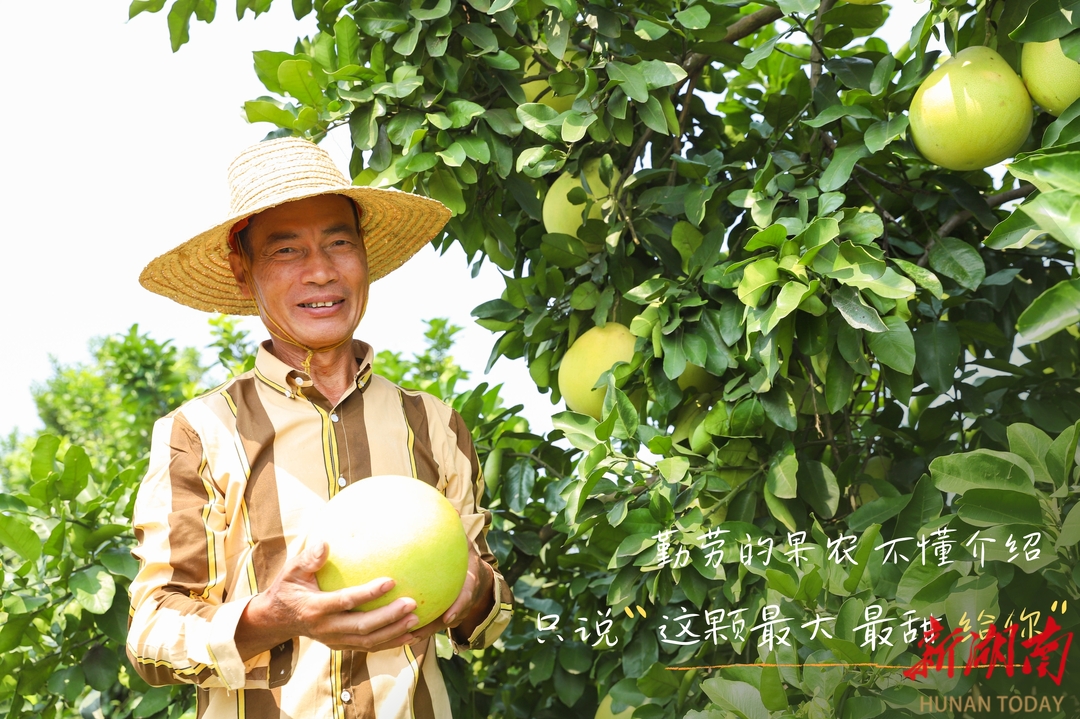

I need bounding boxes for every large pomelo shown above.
[558,323,637,420]
[595,694,634,719]
[1022,39,1080,116]
[909,46,1032,170]
[311,475,469,628]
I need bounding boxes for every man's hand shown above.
[236,541,420,660]
[411,542,494,643]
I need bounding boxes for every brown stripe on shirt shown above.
[412,645,436,719]
[399,391,440,487]
[343,650,376,719]
[166,414,214,593]
[228,378,288,589]
[240,688,280,718]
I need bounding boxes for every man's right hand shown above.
[235,541,420,660]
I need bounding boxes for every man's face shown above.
[229,194,368,351]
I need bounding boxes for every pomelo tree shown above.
[6,0,1080,715]
[135,0,1080,715]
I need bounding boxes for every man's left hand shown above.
[412,542,494,643]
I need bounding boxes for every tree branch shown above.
[678,7,785,83]
[810,0,837,90]
[937,184,1036,237]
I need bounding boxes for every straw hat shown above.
[139,137,451,315]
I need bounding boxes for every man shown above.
[128,137,513,718]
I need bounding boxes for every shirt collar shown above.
[253,339,375,400]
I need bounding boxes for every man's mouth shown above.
[299,300,345,308]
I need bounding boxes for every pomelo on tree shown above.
[558,323,637,420]
[909,46,1032,171]
[595,694,634,719]
[310,475,469,628]
[1022,39,1080,116]
[542,158,613,243]
[521,51,579,113]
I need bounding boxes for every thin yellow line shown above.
[405,643,420,719]
[401,388,416,479]
[665,662,1032,671]
[221,388,238,417]
[240,498,258,593]
[253,366,290,395]
[237,688,246,719]
[332,650,345,719]
[313,404,339,498]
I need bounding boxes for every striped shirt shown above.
[127,340,513,719]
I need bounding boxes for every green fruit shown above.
[595,694,635,719]
[1022,39,1080,116]
[558,323,637,420]
[312,475,469,628]
[909,46,1032,170]
[542,159,612,242]
[522,58,576,113]
[677,363,718,393]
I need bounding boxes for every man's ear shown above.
[227,250,253,300]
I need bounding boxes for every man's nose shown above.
[303,246,339,283]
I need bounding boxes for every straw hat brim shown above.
[139,185,451,316]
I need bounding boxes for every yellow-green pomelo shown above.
[522,59,576,113]
[1022,39,1080,116]
[595,694,634,719]
[311,475,469,627]
[558,323,637,420]
[909,46,1033,171]
[543,159,612,240]
[678,363,718,392]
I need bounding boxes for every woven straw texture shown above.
[140,137,451,315]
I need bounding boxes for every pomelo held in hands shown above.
[558,322,636,420]
[909,46,1032,171]
[311,475,469,628]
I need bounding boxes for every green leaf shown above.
[504,460,536,513]
[742,35,780,70]
[410,0,452,19]
[133,687,174,719]
[702,678,769,719]
[1018,189,1080,250]
[894,475,943,540]
[766,443,799,499]
[984,209,1044,250]
[0,514,42,563]
[820,145,870,192]
[1007,423,1055,486]
[606,61,649,103]
[167,0,197,52]
[517,103,562,141]
[913,321,960,394]
[70,566,117,614]
[1010,0,1080,43]
[82,644,120,692]
[864,115,909,153]
[277,59,323,106]
[1017,278,1080,344]
[866,314,916,373]
[1057,504,1080,550]
[244,100,296,128]
[928,237,985,292]
[848,494,910,532]
[674,5,711,28]
[843,523,881,592]
[929,449,1037,495]
[637,662,681,698]
[354,2,410,35]
[456,23,498,55]
[658,457,690,483]
[957,489,1044,526]
[426,167,465,215]
[832,286,888,333]
[638,96,669,135]
[639,60,688,89]
[737,257,779,307]
[799,461,839,518]
[31,434,60,481]
[803,104,874,128]
[552,411,600,451]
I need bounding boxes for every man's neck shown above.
[268,339,359,406]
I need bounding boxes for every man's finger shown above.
[297,541,329,574]
[317,578,406,615]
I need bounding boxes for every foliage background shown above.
[6,0,1080,716]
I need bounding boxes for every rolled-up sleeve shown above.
[441,408,514,651]
[126,412,292,690]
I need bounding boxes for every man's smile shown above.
[299,299,345,308]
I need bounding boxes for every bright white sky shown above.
[0,1,928,437]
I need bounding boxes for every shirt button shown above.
[330,413,339,422]
[338,476,347,487]
[341,690,352,703]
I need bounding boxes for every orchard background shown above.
[5,0,1080,716]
